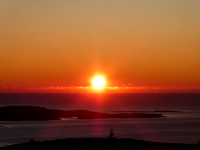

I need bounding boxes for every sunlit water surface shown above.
[0,93,200,146]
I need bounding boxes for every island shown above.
[0,106,164,121]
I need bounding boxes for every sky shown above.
[0,0,200,92]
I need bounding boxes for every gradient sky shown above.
[0,0,200,92]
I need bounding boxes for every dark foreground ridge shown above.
[0,138,199,150]
[0,106,163,121]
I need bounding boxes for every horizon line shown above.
[0,86,200,93]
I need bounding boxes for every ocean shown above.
[0,93,200,146]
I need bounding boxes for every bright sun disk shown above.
[92,76,106,89]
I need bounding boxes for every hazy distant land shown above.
[112,110,180,113]
[0,106,164,121]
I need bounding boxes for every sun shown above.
[92,76,106,89]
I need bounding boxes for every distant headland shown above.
[0,106,164,121]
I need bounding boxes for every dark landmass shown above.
[111,111,152,113]
[153,110,180,113]
[0,138,199,150]
[112,110,180,113]
[0,106,164,121]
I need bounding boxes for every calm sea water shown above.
[0,93,200,146]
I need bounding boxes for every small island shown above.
[0,106,164,121]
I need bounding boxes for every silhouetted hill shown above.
[0,106,163,121]
[0,138,199,150]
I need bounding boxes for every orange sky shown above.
[0,0,200,93]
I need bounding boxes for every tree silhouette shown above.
[108,128,115,138]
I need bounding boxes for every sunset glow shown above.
[0,0,200,93]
